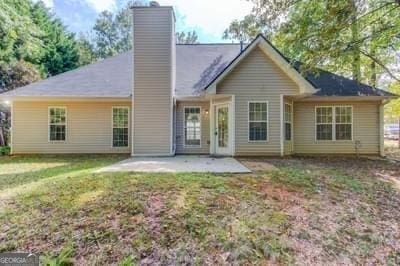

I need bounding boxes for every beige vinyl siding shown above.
[284,98,293,155]
[217,47,300,156]
[12,101,131,154]
[132,7,174,155]
[293,101,380,154]
[175,101,210,154]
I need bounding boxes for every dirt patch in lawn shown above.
[238,157,278,172]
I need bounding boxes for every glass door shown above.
[216,104,230,155]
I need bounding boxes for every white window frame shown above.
[248,101,269,142]
[112,106,130,148]
[48,106,67,142]
[183,106,201,148]
[315,105,353,141]
[284,102,292,141]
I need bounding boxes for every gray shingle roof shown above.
[176,44,241,96]
[0,51,133,97]
[0,42,396,98]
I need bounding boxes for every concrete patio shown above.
[97,155,251,173]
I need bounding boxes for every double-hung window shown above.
[49,107,66,141]
[284,103,292,141]
[335,106,352,140]
[112,107,129,147]
[184,107,201,147]
[316,106,352,141]
[249,102,268,141]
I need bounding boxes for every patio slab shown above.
[97,155,251,173]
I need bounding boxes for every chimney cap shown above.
[149,1,160,7]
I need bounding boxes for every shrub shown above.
[0,146,10,155]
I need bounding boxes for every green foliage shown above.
[92,6,133,59]
[41,244,75,266]
[269,168,317,195]
[0,146,10,156]
[385,82,400,121]
[31,1,79,76]
[223,15,266,42]
[0,60,41,91]
[118,255,136,266]
[76,33,97,66]
[224,0,400,86]
[0,0,44,64]
[176,30,199,44]
[0,0,84,91]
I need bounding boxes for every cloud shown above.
[157,0,252,41]
[83,0,117,12]
[32,0,54,8]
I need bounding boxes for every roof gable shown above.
[204,34,317,95]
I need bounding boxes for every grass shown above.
[0,154,399,265]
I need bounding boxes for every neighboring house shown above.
[0,4,397,156]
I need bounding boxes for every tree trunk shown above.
[370,60,376,88]
[350,0,361,82]
[369,26,377,88]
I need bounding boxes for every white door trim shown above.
[211,100,234,156]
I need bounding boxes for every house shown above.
[0,3,397,157]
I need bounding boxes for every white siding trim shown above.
[280,95,284,156]
[291,99,294,152]
[111,106,130,148]
[209,99,215,155]
[10,101,13,155]
[48,106,67,143]
[210,97,235,156]
[131,15,135,156]
[232,95,236,156]
[284,101,293,140]
[183,106,202,148]
[247,101,269,143]
[379,101,385,156]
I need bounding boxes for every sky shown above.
[33,0,253,43]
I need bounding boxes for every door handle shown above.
[214,131,218,136]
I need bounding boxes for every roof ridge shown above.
[176,43,241,45]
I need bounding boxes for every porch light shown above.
[3,100,10,106]
[204,109,209,115]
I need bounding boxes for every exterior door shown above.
[215,104,231,155]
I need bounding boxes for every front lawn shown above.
[0,155,399,265]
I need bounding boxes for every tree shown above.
[31,1,80,76]
[0,0,82,77]
[385,82,400,147]
[0,60,41,91]
[176,30,199,44]
[76,33,97,66]
[92,3,137,58]
[224,0,400,86]
[223,15,265,42]
[0,0,44,64]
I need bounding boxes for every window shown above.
[285,103,292,141]
[335,106,352,140]
[112,107,129,147]
[316,106,352,141]
[249,102,268,141]
[49,107,66,141]
[184,107,201,146]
